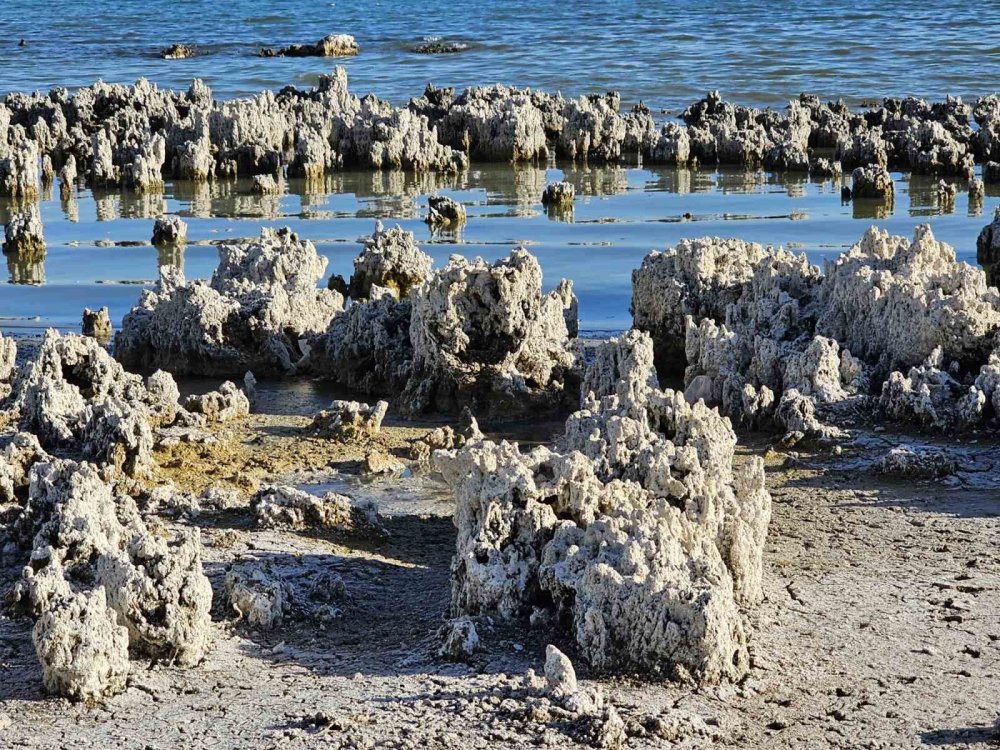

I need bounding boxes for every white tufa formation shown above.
[401,248,578,420]
[116,227,343,377]
[435,331,770,682]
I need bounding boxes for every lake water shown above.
[2,0,998,108]
[1,0,998,338]
[0,164,992,337]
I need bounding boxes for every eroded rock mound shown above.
[436,331,770,682]
[13,459,212,699]
[401,248,577,420]
[116,227,342,377]
[347,221,433,300]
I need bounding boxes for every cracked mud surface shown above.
[1,404,998,749]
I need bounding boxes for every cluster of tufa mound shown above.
[436,331,771,682]
[634,224,1000,436]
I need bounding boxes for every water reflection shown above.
[6,251,45,285]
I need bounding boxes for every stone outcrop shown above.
[347,222,433,300]
[116,227,342,377]
[426,194,467,226]
[250,485,382,533]
[3,205,45,258]
[81,306,113,342]
[259,34,358,58]
[436,331,770,682]
[13,459,211,699]
[151,216,187,246]
[401,248,577,420]
[308,399,388,439]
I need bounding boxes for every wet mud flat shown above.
[0,383,997,750]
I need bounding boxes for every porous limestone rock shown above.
[850,165,894,199]
[82,306,113,342]
[3,205,45,258]
[116,227,343,377]
[438,616,480,660]
[99,527,212,666]
[817,225,1000,378]
[0,136,40,199]
[183,381,251,423]
[425,194,467,226]
[0,332,16,400]
[541,181,574,209]
[976,205,1000,287]
[250,485,382,533]
[544,645,578,698]
[151,215,187,246]
[224,564,291,630]
[301,286,413,394]
[876,445,958,479]
[260,34,358,58]
[159,43,196,59]
[309,399,388,439]
[251,173,279,194]
[408,407,483,461]
[401,248,576,420]
[14,331,178,476]
[17,459,212,696]
[347,221,433,300]
[879,351,986,430]
[631,236,771,374]
[32,587,130,702]
[435,331,770,682]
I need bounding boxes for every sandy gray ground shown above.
[1,405,998,749]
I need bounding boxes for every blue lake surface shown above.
[1,1,997,337]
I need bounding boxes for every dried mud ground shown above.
[1,389,999,749]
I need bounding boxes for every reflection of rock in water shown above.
[644,166,695,195]
[562,165,629,197]
[120,190,166,219]
[356,170,464,219]
[7,251,45,284]
[157,243,185,272]
[853,196,894,220]
[94,191,120,221]
[60,194,79,223]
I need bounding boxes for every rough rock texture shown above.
[224,564,290,630]
[181,381,250,424]
[309,400,388,439]
[301,286,413,394]
[541,181,574,208]
[250,485,381,533]
[159,44,196,60]
[976,205,1000,287]
[640,224,1000,433]
[15,459,212,698]
[438,616,480,660]
[0,332,16,400]
[347,222,433,300]
[426,194,467,226]
[436,331,770,682]
[876,445,958,479]
[817,225,1000,378]
[81,306,113,342]
[3,205,45,258]
[31,587,130,702]
[850,165,894,199]
[631,237,772,374]
[401,248,576,420]
[13,331,180,477]
[251,174,279,195]
[116,227,343,377]
[260,34,358,58]
[151,216,188,246]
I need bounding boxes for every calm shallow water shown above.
[0,163,993,337]
[1,1,998,108]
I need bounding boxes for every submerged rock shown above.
[3,205,45,258]
[850,165,894,199]
[425,194,467,226]
[116,227,342,377]
[541,181,575,209]
[151,215,188,246]
[436,331,770,682]
[260,34,358,58]
[159,43,196,60]
[81,307,113,342]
